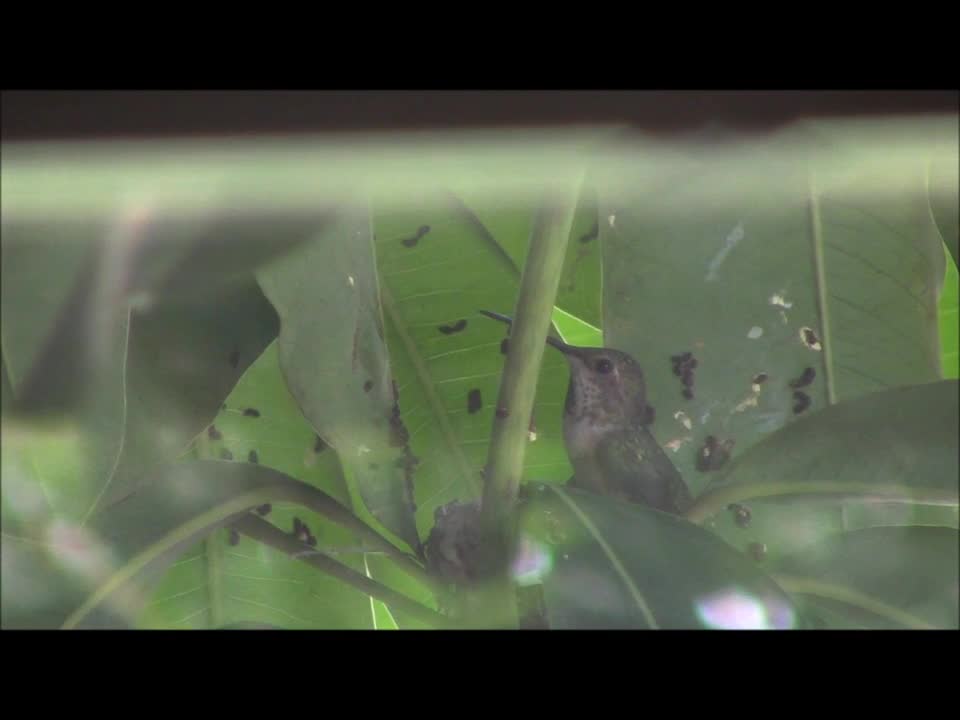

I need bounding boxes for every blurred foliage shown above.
[2,116,957,629]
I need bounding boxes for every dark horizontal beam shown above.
[2,90,956,141]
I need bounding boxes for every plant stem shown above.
[276,479,443,594]
[234,515,459,629]
[478,176,583,624]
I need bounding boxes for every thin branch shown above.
[270,479,441,594]
[234,515,458,629]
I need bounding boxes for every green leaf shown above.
[555,186,603,329]
[518,484,805,629]
[120,207,336,305]
[1,224,280,519]
[689,381,959,558]
[372,194,576,538]
[444,185,603,329]
[0,226,101,416]
[257,205,421,554]
[140,341,437,629]
[929,138,959,268]
[100,283,279,508]
[52,460,434,629]
[773,526,959,629]
[1,439,89,628]
[938,246,959,379]
[598,126,947,499]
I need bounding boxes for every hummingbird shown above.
[480,310,693,515]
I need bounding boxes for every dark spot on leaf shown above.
[671,352,696,379]
[228,348,240,369]
[292,517,313,544]
[696,435,733,472]
[496,406,509,419]
[228,528,240,546]
[792,390,811,414]
[682,387,694,400]
[640,404,656,425]
[747,542,767,562]
[727,503,752,528]
[363,380,374,393]
[243,408,261,418]
[578,220,599,244]
[400,225,431,248]
[752,373,768,385]
[314,434,327,453]
[389,403,410,447]
[500,338,509,355]
[248,450,259,464]
[220,448,234,461]
[368,462,380,470]
[392,380,400,404]
[438,319,468,335]
[681,368,695,388]
[789,367,816,389]
[256,503,271,516]
[467,389,482,414]
[801,327,822,350]
[306,534,317,547]
[208,425,222,441]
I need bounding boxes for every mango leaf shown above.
[1,210,282,518]
[2,437,90,628]
[0,226,103,416]
[140,341,436,629]
[31,460,435,629]
[517,484,806,629]
[372,193,577,539]
[444,186,603,329]
[688,380,959,560]
[772,526,959,629]
[598,126,947,499]
[1,231,132,519]
[938,247,959,379]
[257,204,423,554]
[119,207,337,305]
[0,201,323,418]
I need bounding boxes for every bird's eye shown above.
[595,358,613,374]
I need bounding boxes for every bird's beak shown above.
[545,335,584,358]
[478,309,584,359]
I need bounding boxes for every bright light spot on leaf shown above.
[348,275,355,287]
[673,411,693,430]
[747,326,764,339]
[2,469,49,521]
[665,437,691,453]
[46,520,114,583]
[706,222,744,281]
[733,391,760,413]
[607,214,616,228]
[695,588,795,630]
[511,536,553,586]
[769,293,793,309]
[799,326,823,351]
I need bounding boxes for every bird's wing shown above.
[595,427,693,515]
